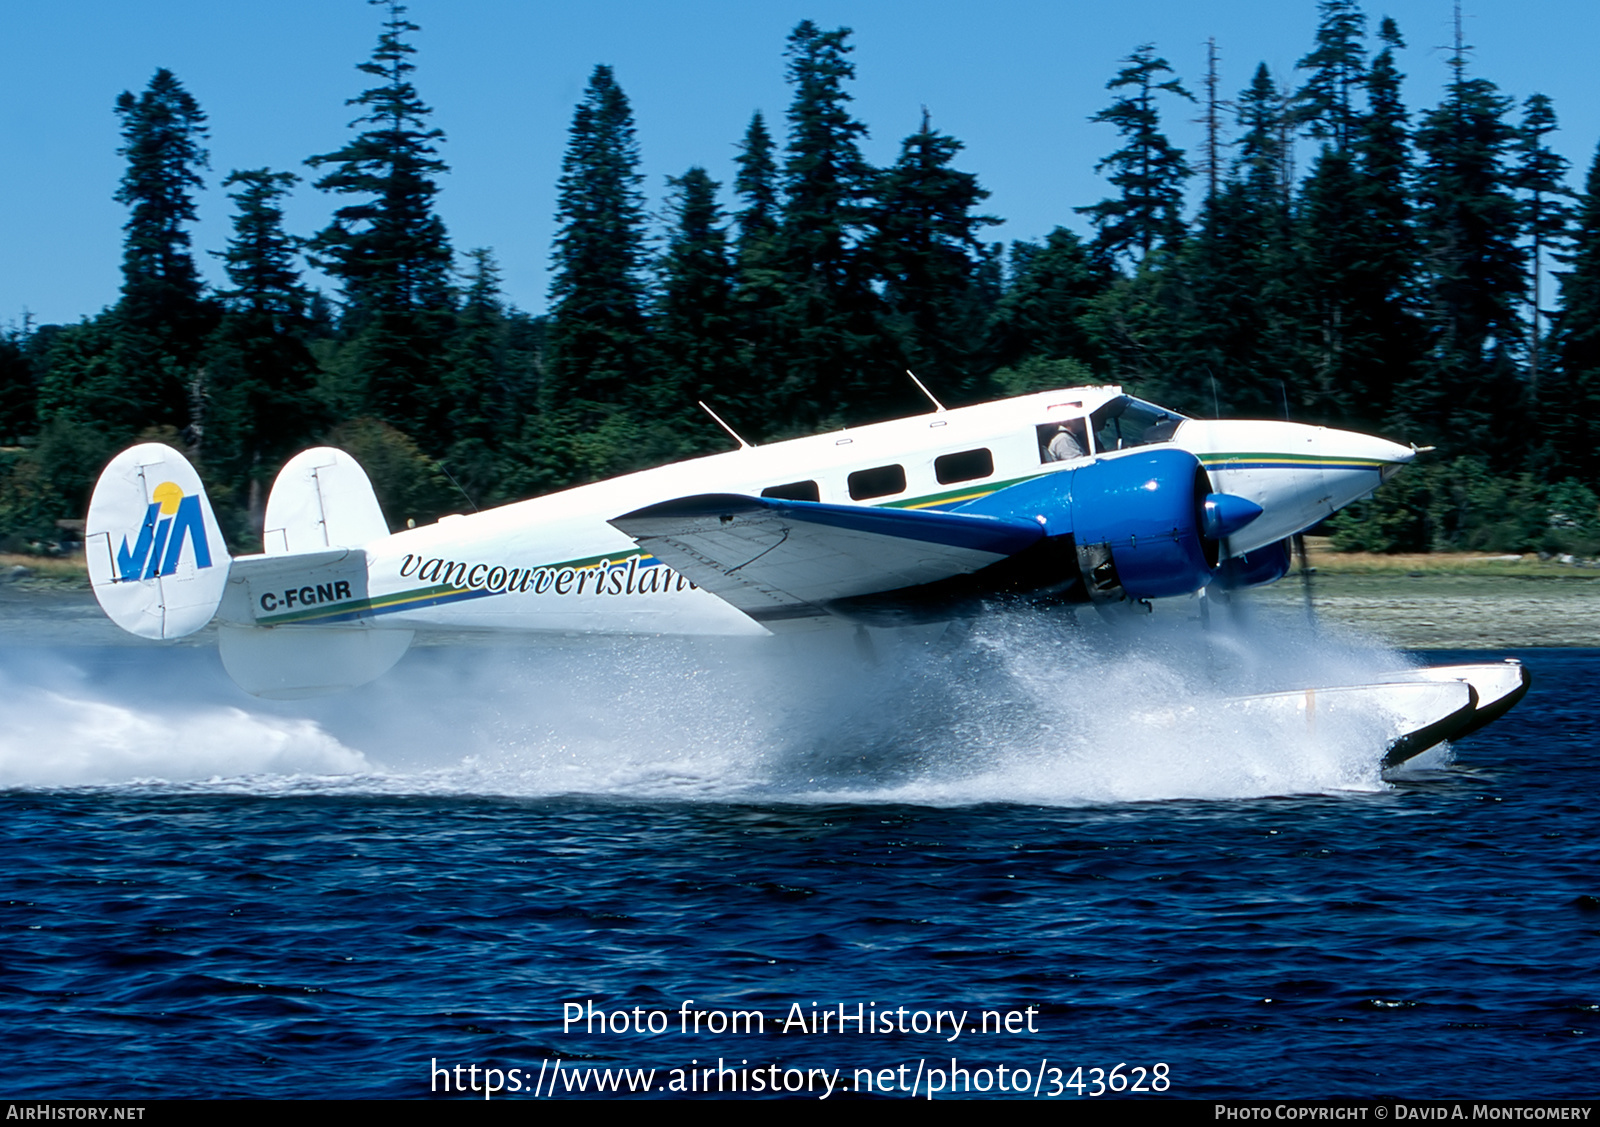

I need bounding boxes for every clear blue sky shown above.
[3,1,1596,327]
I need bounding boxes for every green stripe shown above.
[1198,452,1388,468]
[255,582,463,625]
[255,552,667,626]
[881,470,1048,510]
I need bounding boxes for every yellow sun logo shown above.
[151,480,185,516]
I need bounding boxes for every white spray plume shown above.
[0,601,1421,803]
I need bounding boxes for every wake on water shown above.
[0,602,1427,803]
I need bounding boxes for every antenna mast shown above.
[698,401,753,449]
[906,370,947,413]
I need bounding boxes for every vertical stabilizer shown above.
[85,443,232,639]
[263,447,389,554]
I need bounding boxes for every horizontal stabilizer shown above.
[214,546,411,696]
[610,493,1043,625]
[219,624,413,699]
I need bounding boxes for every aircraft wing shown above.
[609,493,1044,627]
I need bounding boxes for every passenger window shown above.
[934,448,994,484]
[761,480,820,502]
[847,465,907,501]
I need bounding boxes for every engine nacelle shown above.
[1067,447,1217,599]
[959,447,1240,602]
[1214,538,1293,590]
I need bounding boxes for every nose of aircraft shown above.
[1310,423,1418,526]
[1318,426,1417,482]
[1173,417,1418,555]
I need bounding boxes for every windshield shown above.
[1090,396,1187,453]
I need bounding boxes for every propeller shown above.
[1277,380,1317,631]
[1292,532,1317,631]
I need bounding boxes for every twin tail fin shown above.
[85,444,232,640]
[86,443,412,698]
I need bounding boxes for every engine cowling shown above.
[958,447,1259,602]
[1067,447,1217,599]
[1214,538,1293,590]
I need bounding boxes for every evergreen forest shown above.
[6,0,1600,558]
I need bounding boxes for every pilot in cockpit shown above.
[1039,419,1088,462]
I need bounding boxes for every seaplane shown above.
[83,383,1527,768]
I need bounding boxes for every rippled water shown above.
[1,609,1595,1098]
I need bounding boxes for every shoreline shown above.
[5,572,1598,651]
[1245,573,1600,649]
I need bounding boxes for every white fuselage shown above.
[244,386,1414,637]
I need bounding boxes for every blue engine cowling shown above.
[1213,538,1293,590]
[958,447,1242,601]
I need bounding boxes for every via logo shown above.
[117,481,213,582]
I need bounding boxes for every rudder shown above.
[263,447,389,554]
[85,444,231,639]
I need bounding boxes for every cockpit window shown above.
[1089,396,1186,453]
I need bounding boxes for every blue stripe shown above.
[1206,460,1384,472]
[618,493,1044,557]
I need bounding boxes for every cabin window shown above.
[847,464,907,500]
[761,480,820,502]
[934,448,994,484]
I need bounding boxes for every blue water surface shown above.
[1,629,1595,1100]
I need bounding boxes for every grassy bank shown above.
[1302,537,1600,579]
[4,539,1600,651]
[1,552,89,589]
[6,538,1600,593]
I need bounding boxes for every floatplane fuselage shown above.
[83,385,1526,764]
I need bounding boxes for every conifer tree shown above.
[994,229,1106,373]
[869,111,999,394]
[1296,145,1366,420]
[655,168,740,431]
[440,248,533,503]
[1294,0,1367,147]
[774,21,884,420]
[105,67,216,433]
[733,113,780,269]
[308,0,454,438]
[309,1,452,320]
[1196,39,1225,204]
[216,170,311,321]
[1167,65,1301,420]
[1294,2,1384,425]
[1515,93,1572,398]
[780,22,871,290]
[0,328,35,446]
[546,64,651,417]
[1548,144,1600,480]
[1406,46,1526,462]
[203,169,320,497]
[730,112,785,416]
[1344,17,1422,427]
[1077,45,1194,269]
[1235,63,1293,207]
[114,68,211,337]
[35,81,224,533]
